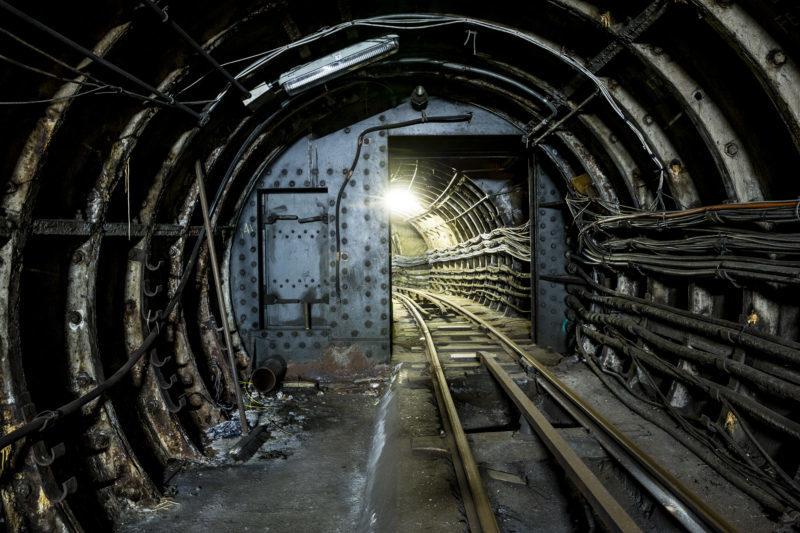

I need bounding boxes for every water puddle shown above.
[357,364,402,532]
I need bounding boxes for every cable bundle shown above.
[571,198,800,286]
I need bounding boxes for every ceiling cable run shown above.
[142,0,251,99]
[0,1,202,120]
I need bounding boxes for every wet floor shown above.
[119,392,380,532]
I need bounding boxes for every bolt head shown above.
[768,49,787,66]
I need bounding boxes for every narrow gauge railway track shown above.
[393,288,738,533]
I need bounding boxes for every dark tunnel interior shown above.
[1,0,800,531]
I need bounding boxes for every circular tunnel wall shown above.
[0,0,799,529]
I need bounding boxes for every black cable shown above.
[566,294,800,402]
[0,85,109,105]
[0,1,202,121]
[0,52,102,87]
[577,331,789,513]
[579,326,800,441]
[0,104,290,452]
[334,112,473,296]
[142,0,250,98]
[0,25,195,110]
[569,262,800,356]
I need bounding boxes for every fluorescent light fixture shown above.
[279,34,399,95]
[385,187,425,219]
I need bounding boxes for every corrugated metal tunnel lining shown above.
[0,0,799,530]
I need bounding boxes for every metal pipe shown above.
[250,355,287,394]
[143,0,251,98]
[195,160,249,435]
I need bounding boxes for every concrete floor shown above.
[118,347,466,532]
[118,299,780,532]
[119,392,379,532]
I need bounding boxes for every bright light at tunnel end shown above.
[384,187,424,218]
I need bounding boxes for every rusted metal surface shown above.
[693,0,800,153]
[118,98,210,457]
[633,43,763,203]
[603,79,700,209]
[25,219,203,237]
[124,240,203,464]
[195,161,249,435]
[0,24,131,529]
[285,343,390,382]
[196,256,238,404]
[557,130,619,207]
[579,114,653,208]
[168,176,223,430]
[64,69,198,469]
[576,0,669,77]
[66,237,160,516]
[61,77,176,516]
[194,123,264,403]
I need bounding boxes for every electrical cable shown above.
[0,25,211,110]
[577,331,790,513]
[334,112,473,296]
[0,104,289,452]
[0,1,201,120]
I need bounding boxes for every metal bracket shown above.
[32,441,66,467]
[298,214,328,224]
[145,258,163,272]
[44,476,77,503]
[163,393,187,414]
[265,214,299,224]
[151,352,171,368]
[155,371,177,390]
[144,282,163,297]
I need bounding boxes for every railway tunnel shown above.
[1,0,800,531]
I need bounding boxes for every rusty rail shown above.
[402,287,737,533]
[480,352,641,533]
[393,291,499,533]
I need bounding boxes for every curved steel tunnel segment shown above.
[0,1,798,530]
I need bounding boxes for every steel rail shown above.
[393,291,500,533]
[401,288,737,533]
[479,353,641,533]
